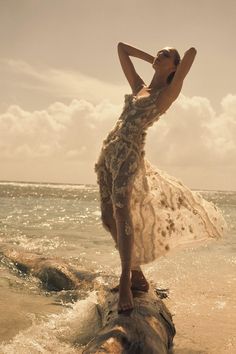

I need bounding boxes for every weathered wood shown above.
[83,289,175,354]
[1,247,176,353]
[1,248,97,291]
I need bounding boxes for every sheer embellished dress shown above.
[95,89,226,268]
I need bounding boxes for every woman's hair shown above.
[167,49,181,84]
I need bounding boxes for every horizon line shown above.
[0,179,235,193]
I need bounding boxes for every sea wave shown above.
[0,291,100,354]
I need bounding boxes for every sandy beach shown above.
[0,183,235,353]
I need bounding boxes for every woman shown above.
[95,42,225,313]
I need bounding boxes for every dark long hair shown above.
[167,49,181,84]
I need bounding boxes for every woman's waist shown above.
[103,131,145,150]
[95,136,145,171]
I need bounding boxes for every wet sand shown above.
[146,242,236,354]
[169,284,235,353]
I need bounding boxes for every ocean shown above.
[0,181,235,353]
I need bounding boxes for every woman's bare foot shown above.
[118,273,134,313]
[111,270,149,293]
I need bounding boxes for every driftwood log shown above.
[1,247,176,353]
[83,289,175,354]
[1,247,97,291]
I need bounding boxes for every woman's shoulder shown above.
[123,93,134,108]
[124,93,134,100]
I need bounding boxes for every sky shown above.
[0,0,235,190]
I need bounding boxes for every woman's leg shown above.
[101,201,117,246]
[102,199,149,295]
[114,202,134,312]
[97,165,118,245]
[97,164,139,299]
[112,155,137,312]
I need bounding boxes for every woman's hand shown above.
[184,47,197,57]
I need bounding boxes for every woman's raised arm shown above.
[153,47,197,115]
[169,47,197,97]
[117,42,155,95]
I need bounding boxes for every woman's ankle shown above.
[121,266,131,274]
[120,270,131,283]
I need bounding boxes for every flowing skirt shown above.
[130,159,227,268]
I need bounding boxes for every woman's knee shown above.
[101,211,111,231]
[101,205,117,235]
[114,205,133,239]
[113,201,130,220]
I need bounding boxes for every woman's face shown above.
[152,47,177,73]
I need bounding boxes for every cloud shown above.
[0,99,121,161]
[146,94,236,168]
[0,77,235,188]
[0,58,126,105]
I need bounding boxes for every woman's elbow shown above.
[117,42,124,49]
[117,42,128,53]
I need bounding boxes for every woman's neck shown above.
[148,72,168,91]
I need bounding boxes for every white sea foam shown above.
[0,292,100,354]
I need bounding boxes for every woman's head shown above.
[152,47,180,84]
